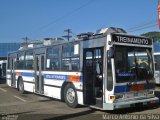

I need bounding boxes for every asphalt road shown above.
[0,81,160,120]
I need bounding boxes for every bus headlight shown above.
[115,94,124,99]
[148,90,154,95]
[109,95,115,102]
[109,94,124,102]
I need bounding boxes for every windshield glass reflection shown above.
[114,46,154,83]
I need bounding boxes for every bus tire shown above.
[18,78,25,94]
[64,83,78,108]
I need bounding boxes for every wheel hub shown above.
[66,88,75,103]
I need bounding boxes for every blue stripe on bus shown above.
[44,74,68,81]
[21,72,34,77]
[14,72,82,82]
[20,72,68,80]
[80,76,83,82]
[114,83,155,93]
[114,85,129,93]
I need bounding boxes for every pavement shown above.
[0,80,160,120]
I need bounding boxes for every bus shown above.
[154,52,160,84]
[0,60,6,80]
[6,27,159,110]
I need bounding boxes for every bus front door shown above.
[34,55,44,94]
[83,47,103,108]
[10,57,16,87]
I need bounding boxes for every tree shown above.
[141,31,160,42]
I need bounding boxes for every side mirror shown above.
[108,47,114,58]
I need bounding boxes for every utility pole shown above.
[62,29,72,41]
[22,36,29,44]
[22,36,29,47]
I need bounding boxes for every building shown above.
[0,43,20,59]
[0,43,20,80]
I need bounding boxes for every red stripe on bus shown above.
[68,75,80,82]
[130,84,144,91]
[16,72,21,76]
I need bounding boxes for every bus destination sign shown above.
[112,34,152,45]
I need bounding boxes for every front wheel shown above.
[64,84,78,108]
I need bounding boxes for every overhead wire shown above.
[128,23,158,32]
[30,0,157,37]
[127,20,158,33]
[32,0,96,34]
[127,20,157,31]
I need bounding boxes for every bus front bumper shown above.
[103,97,159,110]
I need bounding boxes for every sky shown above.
[0,0,159,43]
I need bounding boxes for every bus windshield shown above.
[114,45,154,83]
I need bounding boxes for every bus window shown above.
[7,56,10,69]
[62,44,79,71]
[16,52,25,69]
[46,47,60,70]
[41,55,44,71]
[26,50,34,69]
[154,54,160,71]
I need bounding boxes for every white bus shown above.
[154,52,160,84]
[0,60,6,80]
[6,27,159,110]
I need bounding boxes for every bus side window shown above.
[46,47,60,71]
[26,50,34,70]
[16,52,25,69]
[154,55,160,71]
[62,44,80,71]
[7,57,10,69]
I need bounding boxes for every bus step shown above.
[92,97,102,108]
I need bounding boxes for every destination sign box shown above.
[112,34,152,45]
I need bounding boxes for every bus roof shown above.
[8,27,152,55]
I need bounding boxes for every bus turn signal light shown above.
[109,95,115,102]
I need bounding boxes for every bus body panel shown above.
[153,53,160,84]
[103,97,159,110]
[155,70,160,84]
[7,69,84,105]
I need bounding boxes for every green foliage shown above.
[141,31,160,42]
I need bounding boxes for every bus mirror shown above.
[108,47,114,58]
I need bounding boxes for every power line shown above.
[127,23,158,33]
[33,0,96,34]
[128,24,158,32]
[30,0,156,38]
[126,20,157,31]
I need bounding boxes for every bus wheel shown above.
[18,78,25,94]
[64,83,78,108]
